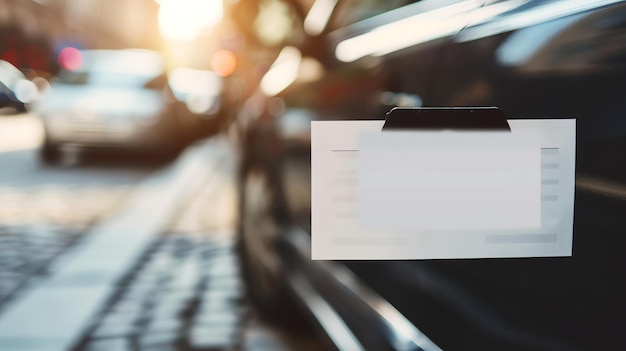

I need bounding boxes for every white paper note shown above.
[359,131,541,232]
[311,119,575,260]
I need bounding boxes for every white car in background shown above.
[35,49,188,163]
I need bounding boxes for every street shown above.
[0,114,160,229]
[0,113,160,311]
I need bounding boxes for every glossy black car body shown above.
[235,1,626,350]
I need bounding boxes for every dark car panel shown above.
[278,0,480,120]
[235,0,626,350]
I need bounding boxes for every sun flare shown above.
[158,0,223,41]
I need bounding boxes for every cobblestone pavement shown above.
[0,115,161,312]
[75,148,326,351]
[0,184,144,310]
[0,223,83,310]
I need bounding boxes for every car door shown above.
[367,1,626,350]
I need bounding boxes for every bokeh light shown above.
[58,47,82,71]
[211,49,237,77]
[158,0,223,41]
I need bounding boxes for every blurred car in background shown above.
[0,59,38,114]
[235,0,626,350]
[35,49,191,163]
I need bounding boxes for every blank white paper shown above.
[311,119,575,260]
[359,131,541,232]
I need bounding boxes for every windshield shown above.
[56,50,165,88]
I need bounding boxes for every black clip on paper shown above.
[382,107,511,132]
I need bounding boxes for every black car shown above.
[0,60,37,113]
[235,0,626,350]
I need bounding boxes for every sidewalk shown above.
[0,137,229,351]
